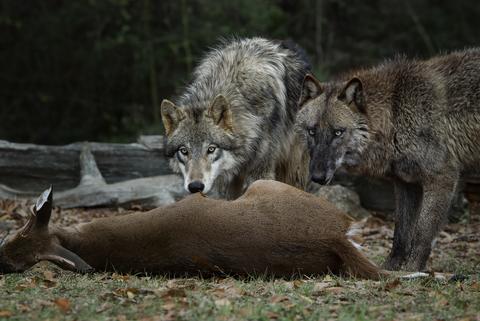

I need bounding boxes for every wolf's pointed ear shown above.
[338,77,366,113]
[299,74,323,108]
[161,100,185,136]
[207,95,233,132]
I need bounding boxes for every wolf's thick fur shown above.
[161,38,311,198]
[296,49,480,271]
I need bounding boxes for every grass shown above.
[0,203,479,320]
[0,252,480,321]
[1,266,479,321]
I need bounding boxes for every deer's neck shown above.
[50,225,85,254]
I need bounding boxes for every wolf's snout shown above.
[311,173,327,185]
[188,181,205,193]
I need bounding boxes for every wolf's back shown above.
[180,37,310,116]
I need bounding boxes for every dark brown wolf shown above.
[295,49,480,271]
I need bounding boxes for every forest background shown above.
[1,0,479,144]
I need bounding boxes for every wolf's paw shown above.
[382,255,406,271]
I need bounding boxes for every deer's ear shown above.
[34,186,53,230]
[21,186,53,236]
[38,244,93,273]
[299,74,323,108]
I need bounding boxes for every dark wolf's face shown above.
[161,95,239,194]
[296,75,370,185]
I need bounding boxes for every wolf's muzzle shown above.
[188,181,205,193]
[311,173,328,185]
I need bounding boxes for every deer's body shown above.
[0,180,382,279]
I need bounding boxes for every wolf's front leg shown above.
[403,175,458,271]
[384,180,422,270]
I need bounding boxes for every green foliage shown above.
[0,0,479,143]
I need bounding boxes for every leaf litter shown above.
[0,199,479,319]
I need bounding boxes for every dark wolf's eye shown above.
[334,129,345,137]
[307,128,316,137]
[207,145,216,154]
[179,146,188,155]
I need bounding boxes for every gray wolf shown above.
[0,182,382,279]
[161,37,311,199]
[295,49,480,271]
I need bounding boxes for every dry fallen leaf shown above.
[161,287,187,298]
[139,317,159,321]
[470,281,480,291]
[384,278,401,291]
[325,287,344,294]
[41,270,57,288]
[293,280,303,288]
[111,273,130,282]
[126,290,135,299]
[312,281,333,293]
[162,310,176,321]
[214,298,231,307]
[323,275,334,282]
[266,311,280,319]
[270,295,289,303]
[0,310,13,317]
[95,302,112,313]
[299,294,314,303]
[162,302,177,311]
[42,270,55,281]
[36,299,53,307]
[116,315,128,321]
[54,298,71,313]
[15,277,37,291]
[209,283,245,299]
[15,303,30,313]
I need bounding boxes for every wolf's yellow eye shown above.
[334,130,344,137]
[207,146,216,154]
[308,129,316,136]
[179,147,188,155]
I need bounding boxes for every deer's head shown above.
[0,187,93,274]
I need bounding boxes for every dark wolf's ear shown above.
[161,100,185,136]
[207,95,233,132]
[338,77,366,113]
[299,74,323,107]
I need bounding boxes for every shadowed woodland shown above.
[1,0,480,144]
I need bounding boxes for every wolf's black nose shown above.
[188,181,205,193]
[311,173,327,185]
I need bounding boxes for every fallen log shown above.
[0,136,478,211]
[0,136,168,193]
[0,144,184,208]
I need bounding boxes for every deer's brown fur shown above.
[0,180,382,279]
